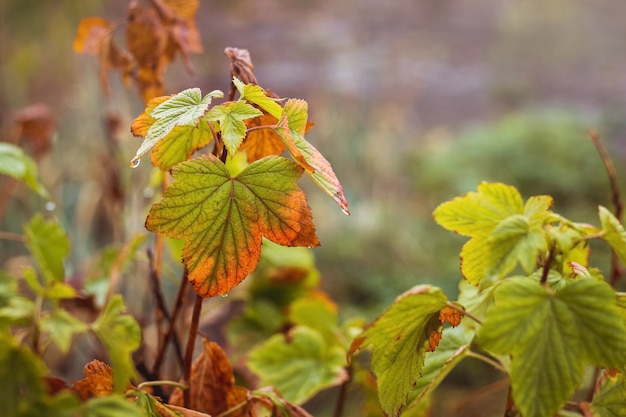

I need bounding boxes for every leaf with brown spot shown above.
[72,360,115,400]
[169,339,255,416]
[348,285,450,416]
[439,305,464,327]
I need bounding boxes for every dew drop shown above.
[130,158,141,168]
[220,293,229,298]
[341,207,350,216]
[45,201,56,211]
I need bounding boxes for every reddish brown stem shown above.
[332,365,352,417]
[183,293,203,408]
[151,268,188,376]
[540,245,557,286]
[589,130,624,288]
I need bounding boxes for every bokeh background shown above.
[2,1,626,414]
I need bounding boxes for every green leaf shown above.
[44,281,78,300]
[0,332,47,416]
[599,206,626,266]
[275,103,350,214]
[145,154,319,298]
[40,308,89,353]
[288,293,341,347]
[130,88,223,166]
[133,390,163,417]
[92,295,141,392]
[405,326,474,412]
[437,185,551,284]
[590,371,626,417]
[82,396,143,417]
[0,142,49,198]
[233,77,283,119]
[478,278,626,417]
[433,182,524,237]
[205,101,263,156]
[24,214,70,284]
[0,296,34,327]
[247,326,348,404]
[457,280,500,329]
[348,285,449,416]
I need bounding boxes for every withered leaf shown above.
[11,104,55,159]
[169,339,255,416]
[72,360,115,400]
[225,47,257,85]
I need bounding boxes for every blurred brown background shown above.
[2,0,626,315]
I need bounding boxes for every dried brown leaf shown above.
[225,47,257,85]
[74,17,111,54]
[11,103,55,158]
[72,360,115,400]
[169,339,255,416]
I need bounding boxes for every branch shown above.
[589,130,624,287]
[183,293,203,408]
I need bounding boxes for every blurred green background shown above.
[3,1,626,415]
[2,0,626,326]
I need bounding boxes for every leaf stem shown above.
[465,351,506,373]
[540,245,557,286]
[182,293,203,408]
[137,380,188,391]
[214,401,247,417]
[333,365,352,417]
[445,301,482,325]
[0,231,25,242]
[246,124,278,134]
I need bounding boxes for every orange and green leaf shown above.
[146,154,319,298]
[275,100,349,215]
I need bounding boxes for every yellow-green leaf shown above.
[24,214,70,284]
[599,206,626,265]
[433,182,524,237]
[0,142,49,198]
[205,101,263,156]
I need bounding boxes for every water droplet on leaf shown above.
[45,201,56,211]
[221,293,229,298]
[130,158,141,168]
[341,207,350,216]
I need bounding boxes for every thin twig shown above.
[183,293,203,408]
[151,268,188,376]
[589,130,624,288]
[589,130,623,220]
[0,231,26,242]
